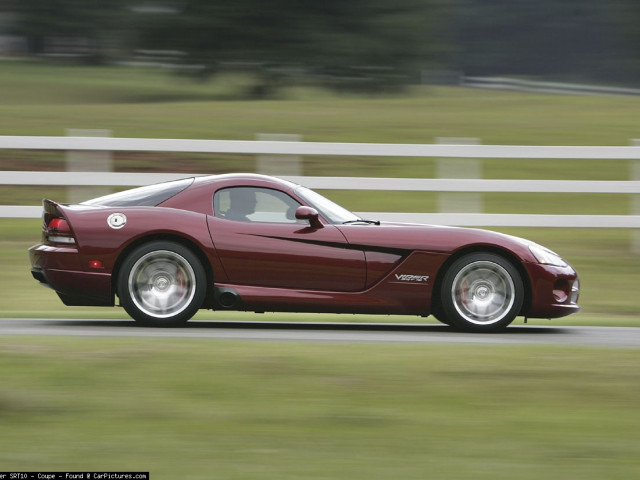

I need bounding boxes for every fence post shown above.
[256,133,302,176]
[65,129,113,203]
[631,139,640,254]
[436,137,483,213]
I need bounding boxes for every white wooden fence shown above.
[2,135,640,229]
[461,76,640,97]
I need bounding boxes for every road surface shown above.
[1,318,639,348]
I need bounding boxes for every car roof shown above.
[155,173,304,215]
[191,173,301,191]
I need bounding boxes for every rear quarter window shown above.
[82,178,194,207]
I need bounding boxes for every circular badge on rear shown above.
[107,213,127,229]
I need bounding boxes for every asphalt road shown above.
[1,318,639,348]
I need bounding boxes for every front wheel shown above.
[117,241,206,326]
[440,253,524,332]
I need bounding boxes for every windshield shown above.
[295,186,360,224]
[82,178,194,207]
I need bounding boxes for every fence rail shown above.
[461,76,640,97]
[1,135,640,159]
[1,136,639,229]
[3,171,640,194]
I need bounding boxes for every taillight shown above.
[48,218,69,231]
[46,217,76,245]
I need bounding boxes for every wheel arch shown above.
[430,245,532,317]
[112,233,214,308]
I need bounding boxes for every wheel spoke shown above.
[451,260,516,325]
[128,250,197,319]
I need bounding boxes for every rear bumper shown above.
[29,243,113,306]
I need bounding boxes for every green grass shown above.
[1,60,640,479]
[1,59,640,145]
[3,218,639,322]
[1,337,639,479]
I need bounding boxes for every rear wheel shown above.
[117,241,206,326]
[440,253,524,332]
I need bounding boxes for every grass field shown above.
[2,217,639,322]
[1,60,639,320]
[1,60,639,478]
[1,337,639,480]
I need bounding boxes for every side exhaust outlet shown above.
[215,287,242,309]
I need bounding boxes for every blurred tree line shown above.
[452,0,638,83]
[5,0,640,94]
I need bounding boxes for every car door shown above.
[207,186,366,291]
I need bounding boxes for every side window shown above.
[214,187,302,223]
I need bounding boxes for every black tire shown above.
[117,241,206,326]
[430,303,453,326]
[440,252,524,332]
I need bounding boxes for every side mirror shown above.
[295,206,323,229]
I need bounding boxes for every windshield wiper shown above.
[342,219,381,225]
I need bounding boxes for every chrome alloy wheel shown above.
[450,260,516,325]
[128,249,197,318]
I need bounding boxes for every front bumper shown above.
[524,262,580,319]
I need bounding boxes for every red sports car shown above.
[29,173,580,332]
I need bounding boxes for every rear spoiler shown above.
[42,199,66,224]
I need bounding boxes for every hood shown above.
[337,221,537,262]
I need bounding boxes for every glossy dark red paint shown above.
[29,173,580,324]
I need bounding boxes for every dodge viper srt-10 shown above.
[29,173,580,332]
